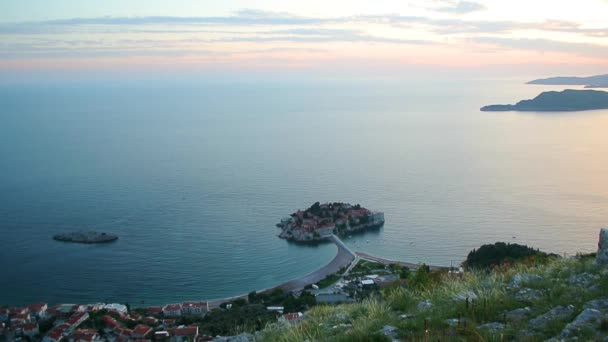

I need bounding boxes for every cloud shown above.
[473,37,608,58]
[433,1,487,14]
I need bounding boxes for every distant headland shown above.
[481,89,608,112]
[276,202,385,242]
[527,74,608,88]
[53,231,118,244]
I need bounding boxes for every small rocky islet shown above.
[276,202,385,242]
[52,231,118,244]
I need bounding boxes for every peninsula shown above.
[528,74,608,88]
[53,231,118,244]
[481,89,608,112]
[276,202,384,242]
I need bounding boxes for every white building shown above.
[103,304,128,314]
[181,302,208,315]
[162,304,182,317]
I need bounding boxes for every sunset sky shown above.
[2,0,608,80]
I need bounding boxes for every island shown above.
[527,74,608,88]
[481,89,608,112]
[53,231,118,244]
[276,202,385,242]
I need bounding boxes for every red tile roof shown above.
[170,326,199,337]
[163,304,181,311]
[21,323,38,332]
[147,306,163,314]
[28,303,47,312]
[66,312,87,325]
[132,324,152,337]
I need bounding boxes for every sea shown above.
[1,78,607,306]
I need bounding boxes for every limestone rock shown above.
[477,322,505,335]
[568,273,599,287]
[509,274,544,289]
[560,308,602,338]
[381,325,399,341]
[528,305,575,331]
[514,288,544,302]
[417,299,432,311]
[452,290,478,301]
[584,298,608,312]
[505,307,532,323]
[597,228,608,265]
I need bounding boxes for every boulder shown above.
[597,228,608,265]
[477,322,505,335]
[514,288,544,302]
[381,325,399,341]
[528,305,575,331]
[584,298,608,312]
[505,307,532,323]
[568,273,599,287]
[509,274,544,289]
[417,299,432,311]
[452,290,478,301]
[560,308,602,338]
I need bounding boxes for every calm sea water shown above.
[1,79,607,306]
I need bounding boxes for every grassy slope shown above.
[258,256,608,341]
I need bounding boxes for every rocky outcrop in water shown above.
[53,231,118,244]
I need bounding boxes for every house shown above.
[161,319,176,328]
[169,326,199,342]
[10,307,29,315]
[103,304,128,314]
[71,305,86,313]
[361,279,375,287]
[21,323,39,337]
[181,302,208,315]
[162,304,182,317]
[142,316,158,325]
[155,331,170,341]
[66,312,89,329]
[131,324,152,339]
[101,315,120,330]
[85,304,105,313]
[44,323,70,342]
[280,312,303,324]
[146,306,163,316]
[28,303,48,318]
[69,329,100,342]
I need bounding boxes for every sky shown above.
[1,0,608,80]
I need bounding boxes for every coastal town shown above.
[276,202,385,242]
[1,204,446,342]
[0,258,429,342]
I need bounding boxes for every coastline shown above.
[208,235,355,309]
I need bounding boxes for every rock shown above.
[399,313,416,320]
[213,333,255,342]
[560,308,602,338]
[598,228,608,265]
[477,322,505,334]
[584,298,608,312]
[514,288,544,302]
[417,299,432,311]
[595,228,608,265]
[381,325,399,341]
[53,231,118,244]
[568,273,599,287]
[505,307,532,323]
[445,318,460,327]
[528,305,575,331]
[452,290,478,301]
[509,274,544,289]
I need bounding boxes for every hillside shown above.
[257,254,608,341]
[481,89,608,112]
[528,74,608,88]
